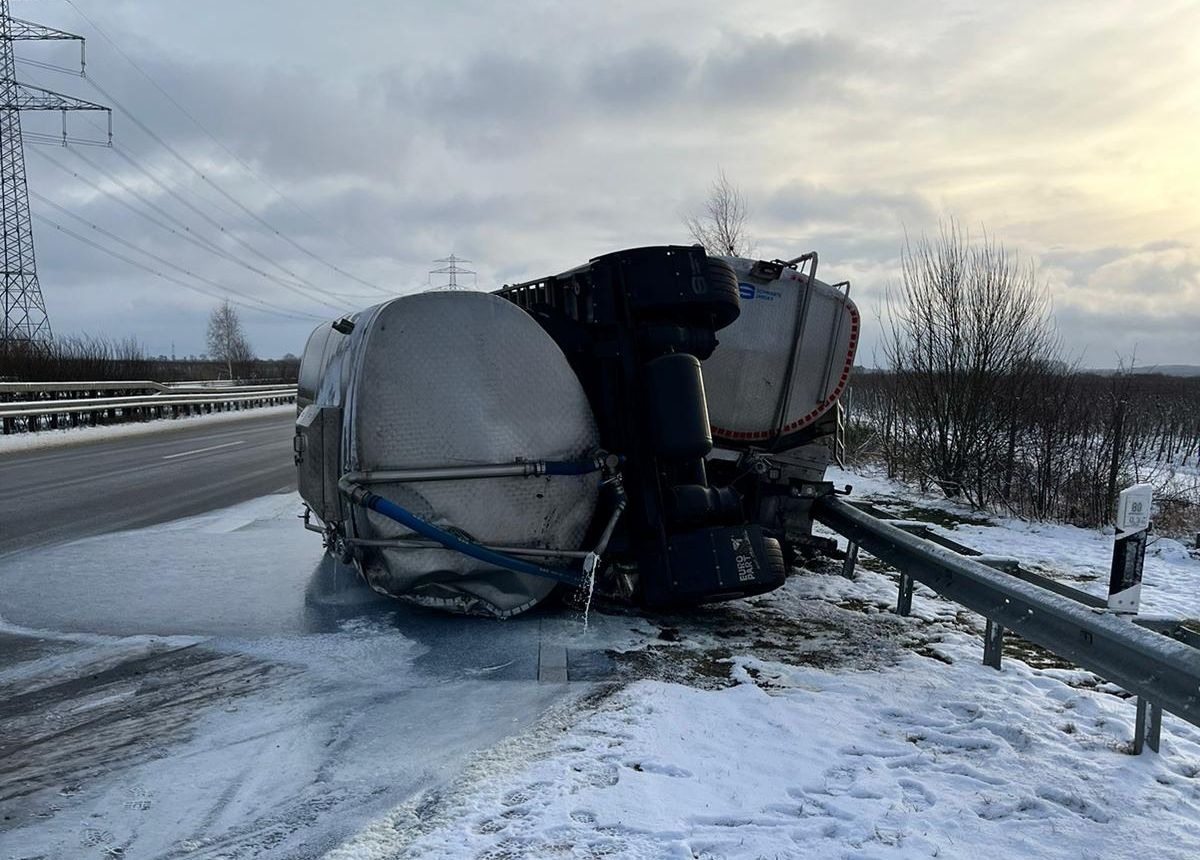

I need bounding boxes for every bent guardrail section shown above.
[814,495,1200,743]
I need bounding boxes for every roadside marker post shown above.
[1108,484,1153,615]
[1108,483,1161,753]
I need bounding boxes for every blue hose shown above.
[544,459,604,476]
[356,490,584,586]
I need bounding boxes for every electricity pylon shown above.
[428,254,476,291]
[1,0,110,348]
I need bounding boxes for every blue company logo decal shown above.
[738,283,781,301]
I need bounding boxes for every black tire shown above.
[760,535,787,583]
[705,257,741,330]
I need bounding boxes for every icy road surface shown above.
[0,494,602,858]
[0,407,297,557]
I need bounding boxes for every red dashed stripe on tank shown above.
[711,300,860,442]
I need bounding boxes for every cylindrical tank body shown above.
[702,256,860,450]
[297,321,337,411]
[300,291,601,617]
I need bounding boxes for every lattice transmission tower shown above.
[1,0,110,348]
[428,254,476,291]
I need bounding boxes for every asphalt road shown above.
[0,409,610,858]
[0,409,297,558]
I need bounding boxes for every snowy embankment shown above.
[827,464,1200,620]
[330,467,1200,860]
[0,402,294,455]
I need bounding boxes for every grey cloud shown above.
[761,181,936,232]
[583,44,691,110]
[381,53,571,155]
[1052,302,1200,367]
[379,29,869,154]
[407,53,566,126]
[696,31,862,107]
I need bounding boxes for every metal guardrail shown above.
[0,383,297,435]
[815,495,1200,742]
[0,380,163,394]
[0,380,293,396]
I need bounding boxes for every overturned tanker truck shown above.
[295,245,859,617]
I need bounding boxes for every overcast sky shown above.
[13,0,1200,366]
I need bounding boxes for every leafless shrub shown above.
[879,219,1062,507]
[0,334,153,381]
[851,355,1200,531]
[683,169,753,257]
[0,332,296,384]
[206,300,255,380]
[849,218,1200,531]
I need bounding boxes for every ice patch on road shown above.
[0,491,328,637]
[0,490,588,859]
[156,489,304,534]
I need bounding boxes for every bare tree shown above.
[206,301,253,380]
[683,169,752,257]
[881,218,1062,506]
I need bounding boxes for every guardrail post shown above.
[1134,696,1162,754]
[841,540,859,579]
[983,618,1005,670]
[896,571,914,616]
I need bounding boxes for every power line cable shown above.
[31,187,330,318]
[63,0,392,295]
[16,67,289,269]
[29,144,366,310]
[29,105,384,306]
[56,87,382,306]
[74,110,291,233]
[30,192,329,320]
[107,142,317,283]
[22,131,109,147]
[105,143,383,302]
[16,56,84,75]
[34,144,276,279]
[101,140,381,306]
[34,212,324,321]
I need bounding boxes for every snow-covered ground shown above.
[327,466,1200,860]
[827,464,1200,619]
[0,402,294,455]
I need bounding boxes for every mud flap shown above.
[641,524,786,607]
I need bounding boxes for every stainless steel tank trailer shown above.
[294,245,859,617]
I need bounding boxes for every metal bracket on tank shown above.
[818,280,852,410]
[301,505,324,534]
[770,251,818,451]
